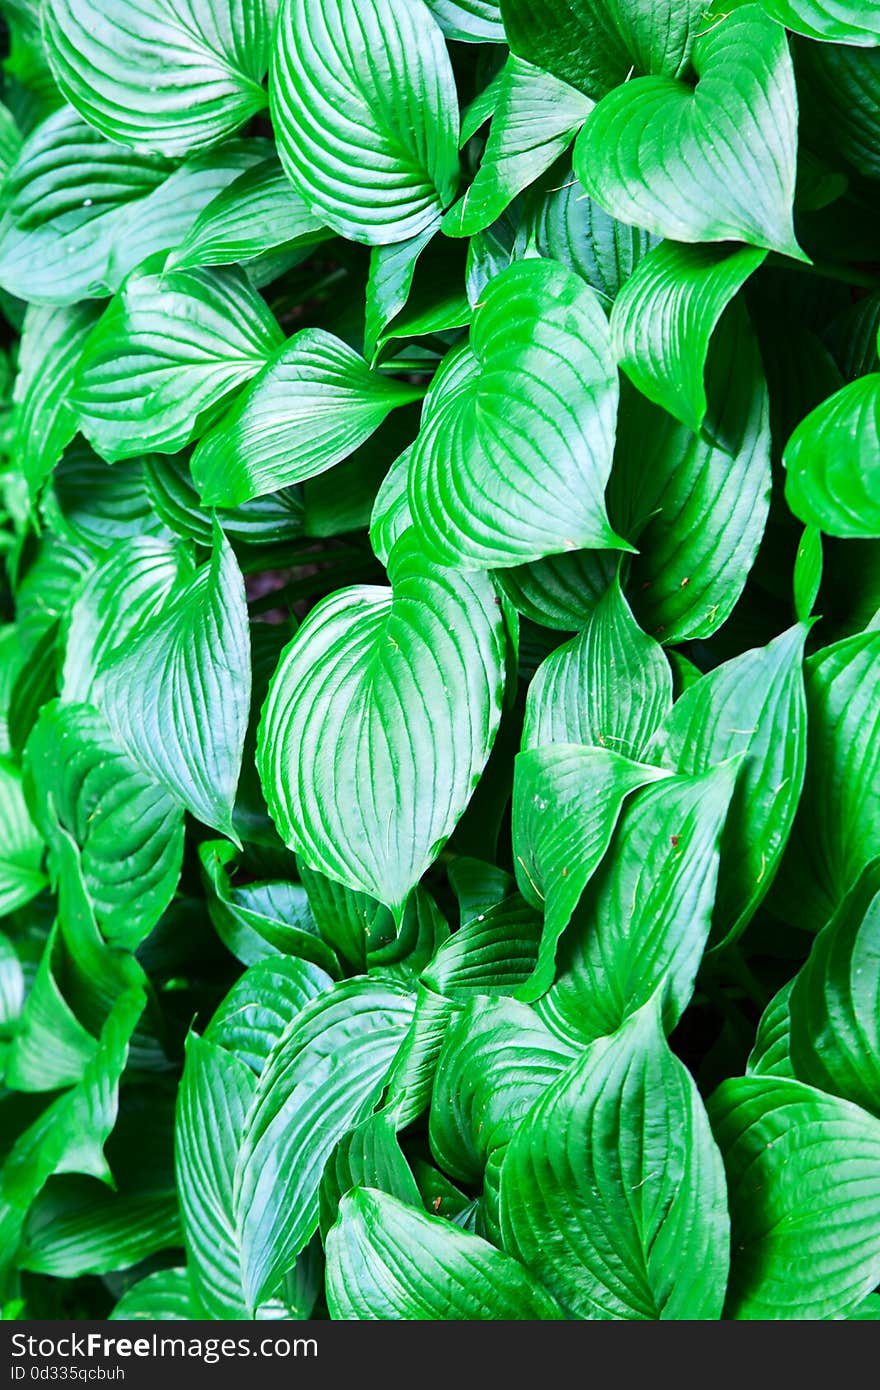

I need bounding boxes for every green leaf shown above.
[23,701,184,950]
[788,862,880,1117]
[169,156,327,271]
[61,537,192,706]
[191,330,424,505]
[0,758,45,919]
[110,1269,195,1320]
[73,263,283,461]
[500,1001,730,1320]
[318,1113,421,1239]
[258,534,506,917]
[143,453,303,549]
[425,0,503,41]
[429,998,575,1183]
[363,229,437,363]
[612,306,772,643]
[522,577,672,758]
[443,58,593,237]
[529,162,659,302]
[610,240,767,434]
[709,1075,880,1320]
[793,525,823,622]
[500,0,705,100]
[99,524,251,839]
[43,0,271,156]
[206,957,334,1073]
[538,765,737,1045]
[574,5,803,258]
[176,1034,256,1318]
[496,550,616,631]
[18,1181,181,1278]
[746,980,794,1079]
[198,841,339,974]
[408,258,624,568]
[326,1188,563,1320]
[796,39,880,181]
[511,745,667,1000]
[649,624,808,949]
[235,978,415,1305]
[271,0,460,244]
[13,302,100,502]
[761,0,880,43]
[5,928,96,1092]
[784,373,880,539]
[775,630,880,932]
[45,443,171,554]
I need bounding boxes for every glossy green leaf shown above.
[318,1113,421,1239]
[522,577,672,757]
[18,1181,181,1278]
[610,240,767,433]
[529,164,658,302]
[259,535,505,917]
[746,981,795,1079]
[511,745,668,1000]
[73,263,283,461]
[443,59,593,237]
[100,525,251,838]
[649,624,808,949]
[110,1269,195,1321]
[794,525,823,622]
[796,40,880,181]
[425,0,503,41]
[206,957,334,1073]
[191,330,423,505]
[408,258,623,568]
[13,302,99,501]
[143,453,303,549]
[784,373,880,539]
[0,758,45,918]
[176,1034,256,1318]
[574,5,803,258]
[43,0,271,156]
[538,765,737,1045]
[761,0,880,43]
[710,1075,880,1320]
[326,1188,563,1320]
[169,156,327,271]
[500,1001,730,1320]
[429,998,575,1183]
[788,862,880,1117]
[271,0,460,245]
[776,630,880,931]
[23,701,184,949]
[497,550,616,631]
[235,979,415,1305]
[45,443,170,553]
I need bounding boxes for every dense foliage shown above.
[1,0,879,1323]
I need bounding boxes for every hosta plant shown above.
[1,0,880,1324]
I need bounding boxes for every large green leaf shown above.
[176,1034,256,1318]
[610,240,767,434]
[649,624,808,949]
[429,998,575,1183]
[574,5,802,258]
[522,577,672,758]
[258,535,505,917]
[168,156,327,271]
[511,745,667,1000]
[788,862,880,1117]
[500,0,705,100]
[538,765,736,1045]
[45,443,170,554]
[143,453,304,549]
[784,372,880,539]
[611,307,772,643]
[73,263,283,461]
[425,0,503,41]
[235,979,415,1305]
[18,1180,181,1279]
[43,0,271,155]
[443,59,592,237]
[318,1113,421,1239]
[270,0,460,244]
[110,1269,195,1320]
[0,758,45,919]
[206,957,333,1074]
[761,0,880,43]
[191,330,424,505]
[61,537,192,706]
[497,549,616,631]
[709,1076,880,1319]
[23,702,184,950]
[99,525,251,839]
[775,630,880,931]
[326,1188,563,1320]
[500,1001,730,1319]
[13,302,99,502]
[408,258,623,568]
